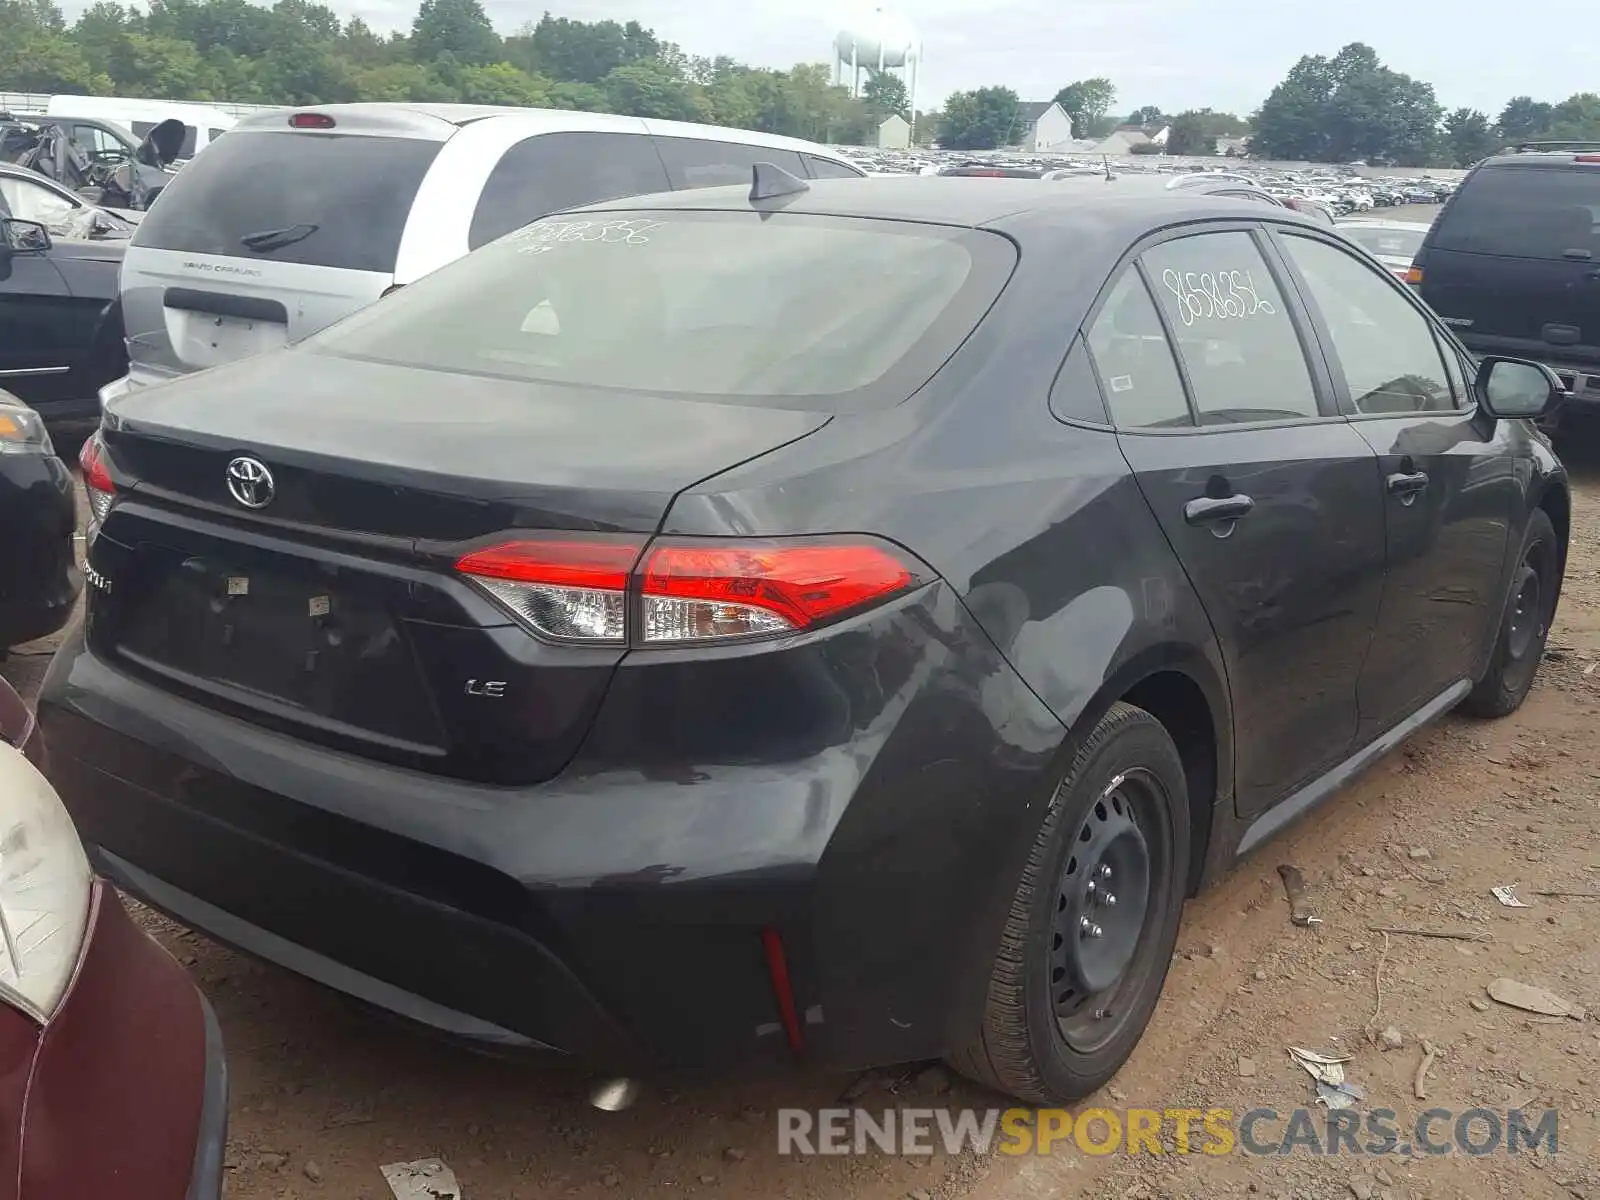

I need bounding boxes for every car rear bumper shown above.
[0,452,79,648]
[38,587,1065,1073]
[23,882,226,1199]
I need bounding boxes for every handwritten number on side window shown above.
[1160,268,1276,328]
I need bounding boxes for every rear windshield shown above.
[1432,165,1600,259]
[313,210,1014,411]
[1342,224,1426,259]
[131,130,442,274]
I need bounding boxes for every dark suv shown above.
[1414,143,1600,415]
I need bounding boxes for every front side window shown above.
[1085,269,1190,428]
[468,132,672,250]
[1140,231,1321,424]
[655,137,809,189]
[0,176,77,230]
[314,210,1015,412]
[1280,234,1456,414]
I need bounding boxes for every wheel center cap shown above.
[1053,786,1153,997]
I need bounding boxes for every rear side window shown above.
[313,210,1015,412]
[656,137,808,189]
[469,131,671,250]
[804,153,864,180]
[1433,166,1600,259]
[132,131,442,273]
[1140,231,1321,424]
[1280,234,1457,414]
[1085,269,1190,428]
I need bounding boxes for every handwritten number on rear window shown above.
[514,218,662,254]
[1160,268,1276,328]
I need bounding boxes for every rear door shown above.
[1096,225,1387,817]
[121,123,446,380]
[1277,229,1518,738]
[1420,161,1600,374]
[0,177,79,395]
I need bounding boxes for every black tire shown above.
[1462,509,1560,718]
[948,702,1190,1104]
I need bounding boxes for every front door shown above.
[1275,231,1519,738]
[1087,228,1387,817]
[0,219,75,401]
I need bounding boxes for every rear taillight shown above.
[456,536,926,647]
[79,432,114,537]
[455,536,644,643]
[288,112,336,130]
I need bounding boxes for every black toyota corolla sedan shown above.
[39,173,1568,1103]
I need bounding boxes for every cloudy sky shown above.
[316,0,1595,118]
[68,0,1596,117]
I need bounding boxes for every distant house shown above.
[1089,129,1152,156]
[1217,136,1250,157]
[877,113,911,150]
[1015,101,1076,152]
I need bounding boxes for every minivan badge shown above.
[226,456,275,508]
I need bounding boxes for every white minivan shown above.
[104,103,865,403]
[43,95,237,162]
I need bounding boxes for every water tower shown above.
[833,5,922,138]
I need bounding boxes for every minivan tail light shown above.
[456,536,924,646]
[288,112,336,130]
[1576,155,1600,163]
[456,537,645,643]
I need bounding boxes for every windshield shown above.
[131,130,442,273]
[1342,224,1426,259]
[1433,165,1600,259]
[313,210,1016,411]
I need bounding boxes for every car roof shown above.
[226,103,855,158]
[1475,151,1600,172]
[576,176,1324,235]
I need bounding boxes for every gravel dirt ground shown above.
[7,403,1594,1200]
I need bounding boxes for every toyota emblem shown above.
[226,456,275,509]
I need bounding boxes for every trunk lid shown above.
[91,350,832,783]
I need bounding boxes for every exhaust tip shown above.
[589,1078,641,1112]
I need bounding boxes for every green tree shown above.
[410,0,498,67]
[457,61,551,106]
[107,32,221,97]
[1053,77,1116,139]
[1252,42,1441,165]
[861,67,908,119]
[1545,93,1600,142]
[1166,111,1216,156]
[601,58,707,121]
[1497,96,1554,145]
[0,29,109,91]
[1126,104,1164,126]
[511,15,653,84]
[0,0,65,34]
[1443,108,1497,167]
[940,86,1022,151]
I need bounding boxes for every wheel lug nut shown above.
[1089,924,1103,938]
[1099,865,1113,879]
[1086,881,1096,895]
[1080,916,1092,931]
[1103,893,1117,908]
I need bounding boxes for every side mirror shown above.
[1,218,51,254]
[1476,356,1565,420]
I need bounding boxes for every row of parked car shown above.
[0,102,1593,1196]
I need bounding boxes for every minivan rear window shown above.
[313,210,1015,411]
[131,131,442,274]
[1432,165,1600,259]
